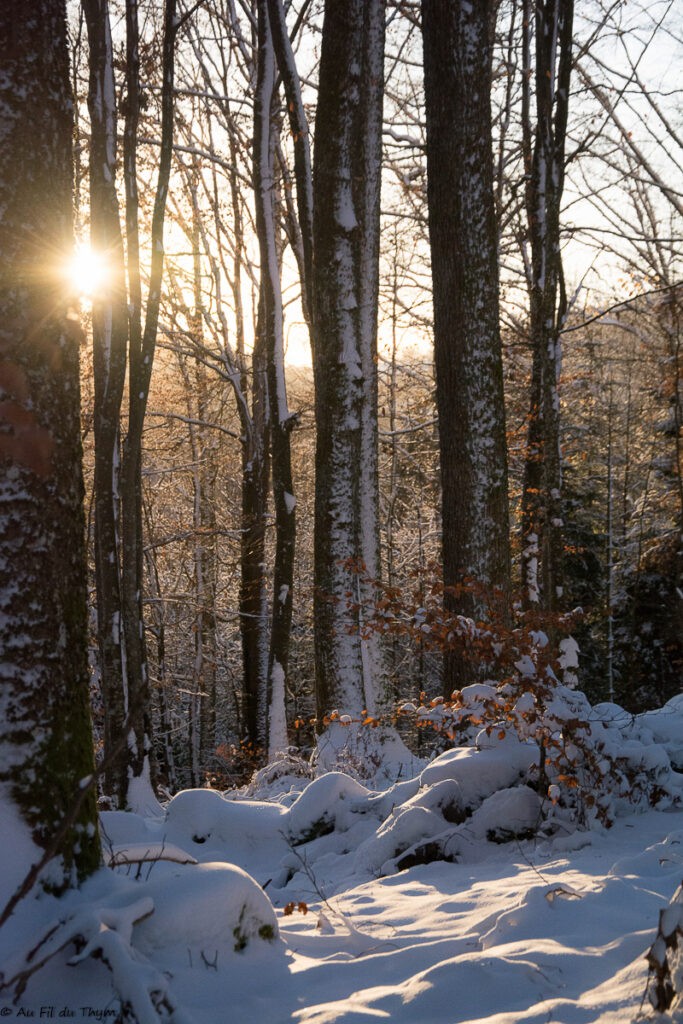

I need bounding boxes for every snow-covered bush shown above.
[398,674,681,828]
[646,881,683,1012]
[239,749,314,802]
[287,772,371,843]
[358,600,680,827]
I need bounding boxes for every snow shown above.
[284,491,296,514]
[0,783,43,895]
[268,660,289,762]
[126,757,165,817]
[311,721,425,785]
[132,861,278,954]
[3,699,683,1021]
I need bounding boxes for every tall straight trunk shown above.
[520,0,574,612]
[180,177,219,784]
[193,360,218,777]
[82,0,130,807]
[254,0,295,758]
[232,146,268,749]
[241,298,271,747]
[606,383,615,702]
[143,536,178,791]
[422,0,511,686]
[178,350,218,784]
[311,0,386,719]
[195,364,218,773]
[120,0,177,789]
[0,0,100,885]
[201,130,272,752]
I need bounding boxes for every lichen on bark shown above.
[0,0,101,888]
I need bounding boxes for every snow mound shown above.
[355,804,448,876]
[288,772,371,842]
[638,697,683,769]
[133,861,278,953]
[419,732,536,810]
[466,785,542,842]
[165,787,288,843]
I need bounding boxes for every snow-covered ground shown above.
[2,700,683,1023]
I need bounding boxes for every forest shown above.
[61,0,683,798]
[0,0,682,1021]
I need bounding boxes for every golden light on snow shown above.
[67,244,109,300]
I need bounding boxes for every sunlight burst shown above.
[67,244,109,300]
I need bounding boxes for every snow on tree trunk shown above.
[312,0,386,719]
[254,0,294,756]
[0,0,101,886]
[83,0,178,806]
[422,0,512,687]
[173,181,219,786]
[266,0,314,316]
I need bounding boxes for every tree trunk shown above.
[0,0,100,886]
[120,0,177,794]
[520,0,574,613]
[82,0,129,809]
[240,306,272,749]
[311,0,386,719]
[422,0,511,687]
[254,0,295,758]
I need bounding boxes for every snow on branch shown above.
[0,899,192,1023]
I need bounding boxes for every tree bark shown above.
[120,0,178,791]
[312,0,386,719]
[254,0,295,758]
[82,0,129,808]
[520,0,574,613]
[0,0,100,885]
[239,293,272,749]
[422,0,511,686]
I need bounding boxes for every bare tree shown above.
[254,0,296,757]
[82,0,179,805]
[81,0,130,806]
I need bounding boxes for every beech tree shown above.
[0,0,100,887]
[422,0,511,686]
[311,0,387,718]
